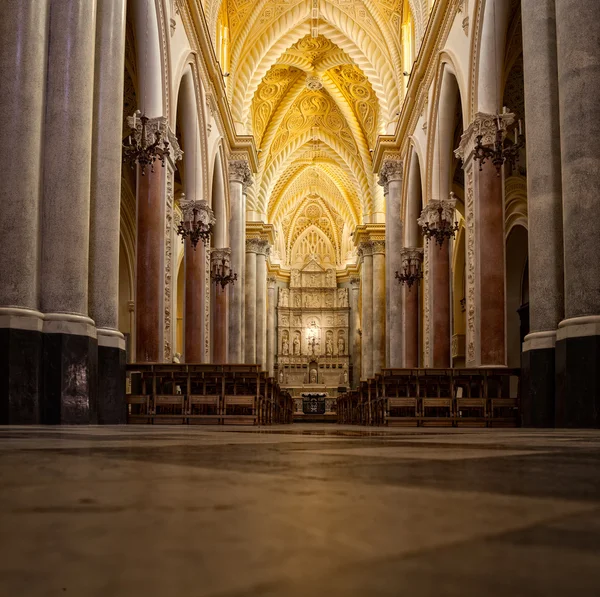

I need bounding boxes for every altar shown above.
[275,257,349,419]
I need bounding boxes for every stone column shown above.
[40,0,98,424]
[456,113,512,367]
[0,0,49,423]
[555,0,600,427]
[521,0,564,426]
[267,276,277,377]
[403,249,423,368]
[184,239,206,362]
[89,0,127,423]
[244,239,258,363]
[133,118,181,363]
[228,159,252,363]
[372,241,386,375]
[255,240,270,369]
[379,157,404,368]
[428,240,451,368]
[349,278,361,387]
[359,242,373,379]
[211,248,231,363]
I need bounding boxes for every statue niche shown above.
[282,330,289,355]
[326,331,334,356]
[293,331,301,355]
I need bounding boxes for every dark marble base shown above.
[556,334,600,427]
[0,328,42,424]
[521,347,556,427]
[41,333,98,425]
[97,345,126,424]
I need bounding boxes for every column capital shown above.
[455,111,515,163]
[246,237,270,256]
[228,158,253,192]
[400,247,424,263]
[371,240,385,255]
[126,114,183,164]
[267,275,277,289]
[210,247,231,267]
[350,276,361,286]
[358,241,374,260]
[418,193,458,230]
[378,154,403,195]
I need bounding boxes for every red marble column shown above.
[211,248,230,363]
[430,242,451,367]
[184,239,206,362]
[404,284,420,367]
[135,167,164,363]
[477,160,506,365]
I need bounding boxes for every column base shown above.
[522,332,556,427]
[42,317,98,425]
[555,317,600,428]
[97,330,127,424]
[0,326,43,424]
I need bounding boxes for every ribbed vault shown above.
[207,0,408,268]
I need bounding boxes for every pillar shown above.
[379,157,404,368]
[404,250,423,368]
[255,241,270,369]
[245,240,258,363]
[359,242,373,379]
[133,118,181,363]
[267,277,277,377]
[40,0,98,424]
[521,0,564,426]
[211,248,230,363]
[0,0,49,423]
[456,113,512,367]
[372,241,386,375]
[555,0,600,427]
[349,278,361,387]
[184,239,206,362]
[89,0,127,423]
[429,241,451,367]
[228,159,252,363]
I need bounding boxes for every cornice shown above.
[246,221,276,244]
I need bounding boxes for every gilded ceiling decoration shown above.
[204,0,423,267]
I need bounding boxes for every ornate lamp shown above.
[176,194,215,249]
[395,248,424,289]
[211,249,237,289]
[123,110,170,176]
[473,112,524,176]
[418,193,459,247]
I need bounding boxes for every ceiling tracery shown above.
[205,0,413,268]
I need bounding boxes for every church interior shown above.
[1,0,600,594]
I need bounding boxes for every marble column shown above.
[521,0,564,426]
[359,242,373,379]
[133,118,181,363]
[89,0,127,423]
[244,239,258,363]
[228,159,252,363]
[555,0,600,427]
[372,241,386,375]
[255,240,270,370]
[184,239,206,362]
[267,277,277,377]
[40,0,98,424]
[211,248,230,363]
[379,157,404,368]
[403,249,423,368]
[350,278,361,387]
[0,0,49,423]
[456,113,512,367]
[429,241,451,368]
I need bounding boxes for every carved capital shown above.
[178,195,215,228]
[350,277,361,287]
[126,114,183,163]
[210,247,231,267]
[357,240,374,260]
[246,238,270,256]
[371,240,386,255]
[418,193,458,229]
[267,276,277,289]
[228,158,253,192]
[455,111,515,163]
[378,156,403,195]
[400,247,424,264]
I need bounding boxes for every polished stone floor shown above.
[1,425,600,596]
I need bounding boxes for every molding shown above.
[557,316,600,341]
[97,328,127,351]
[43,313,97,339]
[0,307,44,332]
[523,330,557,352]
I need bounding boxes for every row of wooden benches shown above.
[126,364,294,425]
[337,368,520,427]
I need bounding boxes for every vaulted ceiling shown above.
[204,0,413,268]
